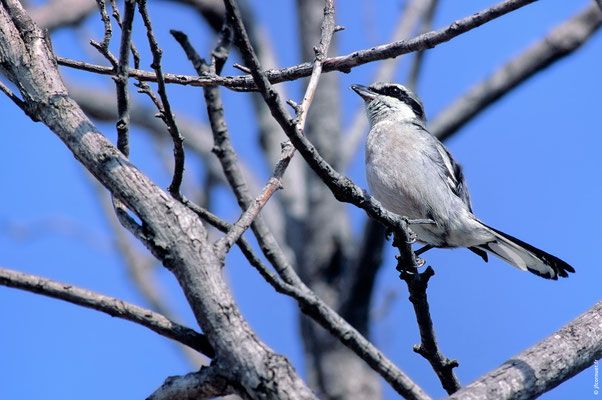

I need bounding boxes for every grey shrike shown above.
[351,82,574,280]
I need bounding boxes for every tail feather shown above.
[475,223,574,280]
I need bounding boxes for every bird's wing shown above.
[431,139,473,211]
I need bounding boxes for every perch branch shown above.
[394,237,461,395]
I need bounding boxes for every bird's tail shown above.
[474,222,574,280]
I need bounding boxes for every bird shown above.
[351,82,574,280]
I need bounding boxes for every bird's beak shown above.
[350,84,376,101]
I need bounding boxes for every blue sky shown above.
[1,1,600,399]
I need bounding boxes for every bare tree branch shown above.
[55,0,540,91]
[395,255,461,394]
[0,79,29,115]
[114,0,136,156]
[136,0,185,196]
[175,14,430,399]
[430,3,602,140]
[148,366,235,400]
[215,142,296,257]
[447,301,602,400]
[0,266,214,357]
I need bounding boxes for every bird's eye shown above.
[388,87,401,96]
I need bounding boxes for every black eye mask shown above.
[373,86,425,121]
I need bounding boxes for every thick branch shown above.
[447,301,602,399]
[430,3,602,140]
[147,366,235,400]
[0,266,214,357]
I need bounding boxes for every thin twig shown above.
[115,0,136,156]
[57,0,539,91]
[429,2,602,140]
[393,238,461,395]
[181,196,295,290]
[136,0,185,197]
[0,266,214,358]
[214,142,295,257]
[0,80,31,117]
[90,0,118,68]
[95,0,113,56]
[107,0,141,68]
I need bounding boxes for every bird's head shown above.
[350,82,426,126]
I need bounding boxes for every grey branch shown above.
[56,0,538,91]
[447,301,602,400]
[215,143,295,257]
[395,256,461,395]
[0,266,214,357]
[115,0,136,156]
[136,0,185,196]
[148,366,235,400]
[429,3,602,140]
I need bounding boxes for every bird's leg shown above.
[414,244,433,256]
